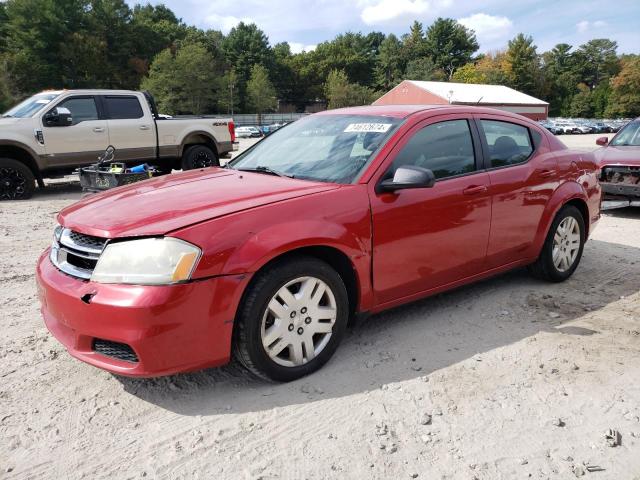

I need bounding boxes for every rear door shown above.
[101,95,155,163]
[475,115,559,268]
[42,95,108,166]
[369,114,492,305]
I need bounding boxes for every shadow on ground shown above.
[117,237,640,416]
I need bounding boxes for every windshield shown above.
[3,92,60,118]
[611,121,640,146]
[230,114,401,183]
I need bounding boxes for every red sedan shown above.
[595,117,640,206]
[36,105,601,381]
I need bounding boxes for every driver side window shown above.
[388,119,476,180]
[54,97,99,125]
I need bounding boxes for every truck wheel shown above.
[234,255,349,382]
[0,158,36,200]
[181,145,218,170]
[528,205,585,282]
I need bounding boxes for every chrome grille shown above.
[50,228,107,279]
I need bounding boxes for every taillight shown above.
[228,121,235,143]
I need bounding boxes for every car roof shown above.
[315,104,540,122]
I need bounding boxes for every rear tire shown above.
[181,145,218,170]
[234,256,349,382]
[0,158,36,200]
[528,205,585,282]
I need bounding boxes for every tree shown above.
[141,42,219,114]
[575,39,619,88]
[247,64,277,119]
[375,34,404,89]
[606,56,640,117]
[402,21,427,63]
[505,34,540,96]
[424,18,478,79]
[324,69,376,109]
[405,58,440,81]
[222,22,272,111]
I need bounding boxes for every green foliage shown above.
[606,56,640,117]
[0,1,634,117]
[324,69,377,109]
[505,34,540,96]
[141,43,219,115]
[222,22,273,111]
[246,64,277,114]
[424,18,479,79]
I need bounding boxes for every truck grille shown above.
[50,228,108,280]
[93,339,139,363]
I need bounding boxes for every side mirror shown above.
[596,136,609,146]
[377,166,436,193]
[44,107,73,127]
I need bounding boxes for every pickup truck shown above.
[0,89,235,199]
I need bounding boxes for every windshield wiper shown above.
[237,166,294,178]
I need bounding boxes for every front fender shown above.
[174,185,374,310]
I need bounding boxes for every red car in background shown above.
[595,117,640,206]
[36,105,601,382]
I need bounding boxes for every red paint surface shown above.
[37,106,600,376]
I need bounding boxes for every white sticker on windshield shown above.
[344,123,392,133]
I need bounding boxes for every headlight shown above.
[53,224,63,243]
[91,237,201,285]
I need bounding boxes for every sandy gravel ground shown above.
[2,136,640,479]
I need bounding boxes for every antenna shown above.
[476,96,484,105]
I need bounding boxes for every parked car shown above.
[595,117,640,206]
[539,121,563,135]
[590,122,612,134]
[36,105,601,381]
[0,90,235,200]
[236,126,263,138]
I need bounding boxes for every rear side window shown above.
[103,96,144,119]
[481,120,533,168]
[56,97,98,125]
[389,119,476,180]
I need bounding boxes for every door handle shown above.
[462,185,488,196]
[93,127,105,133]
[139,125,150,130]
[539,169,556,178]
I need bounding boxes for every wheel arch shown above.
[532,181,590,258]
[0,142,42,182]
[180,131,219,157]
[239,245,361,320]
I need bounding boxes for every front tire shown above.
[234,256,349,382]
[0,158,36,200]
[181,145,218,170]
[528,205,585,282]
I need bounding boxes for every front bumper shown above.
[601,182,640,199]
[36,249,247,377]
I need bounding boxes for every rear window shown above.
[480,120,534,168]
[103,96,144,119]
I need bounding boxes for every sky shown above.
[127,0,640,54]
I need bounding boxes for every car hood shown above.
[59,168,340,238]
[595,145,640,167]
[0,117,30,126]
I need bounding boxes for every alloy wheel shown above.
[193,150,214,168]
[261,276,337,367]
[0,167,26,200]
[552,216,581,272]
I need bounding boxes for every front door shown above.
[370,115,492,306]
[42,95,109,166]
